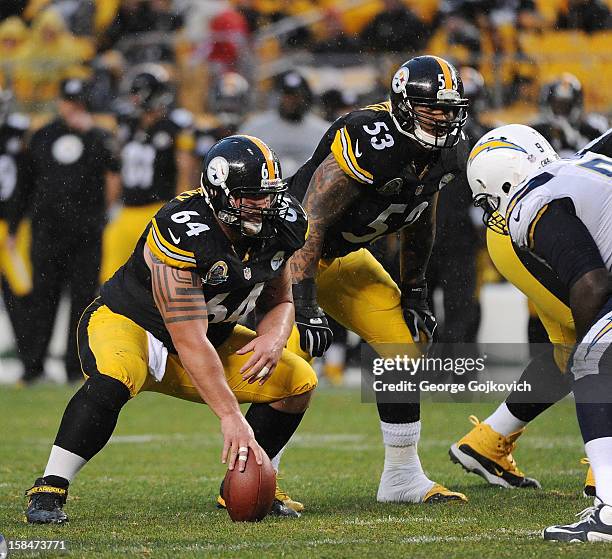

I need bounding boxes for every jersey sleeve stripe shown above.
[241,134,276,179]
[341,128,373,183]
[147,226,197,268]
[528,204,550,249]
[151,218,196,258]
[433,56,452,89]
[330,127,374,184]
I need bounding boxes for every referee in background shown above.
[9,78,120,383]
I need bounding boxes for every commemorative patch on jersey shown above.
[204,260,229,285]
[377,178,403,196]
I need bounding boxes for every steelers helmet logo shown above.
[52,134,84,165]
[392,68,409,94]
[207,156,229,186]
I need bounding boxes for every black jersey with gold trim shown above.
[100,188,308,352]
[118,109,195,207]
[0,113,29,220]
[289,101,469,258]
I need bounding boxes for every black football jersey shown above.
[100,188,308,352]
[118,109,195,206]
[0,114,29,221]
[289,101,469,258]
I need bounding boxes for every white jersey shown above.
[507,150,612,271]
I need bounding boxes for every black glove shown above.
[293,279,333,358]
[401,282,438,347]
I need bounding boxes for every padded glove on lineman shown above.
[401,282,438,348]
[292,279,333,358]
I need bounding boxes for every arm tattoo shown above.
[290,154,361,282]
[400,192,438,287]
[147,248,208,324]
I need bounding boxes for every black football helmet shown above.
[540,73,583,124]
[128,64,174,113]
[389,55,469,149]
[201,135,288,238]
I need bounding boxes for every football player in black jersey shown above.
[100,64,196,283]
[24,136,316,523]
[288,55,469,504]
[0,86,32,370]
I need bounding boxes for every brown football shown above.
[223,448,276,522]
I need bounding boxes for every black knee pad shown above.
[83,374,131,412]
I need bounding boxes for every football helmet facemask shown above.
[390,56,469,149]
[201,135,288,238]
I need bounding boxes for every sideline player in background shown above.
[24,136,316,523]
[287,55,470,504]
[0,85,32,368]
[100,64,196,283]
[9,78,120,383]
[464,125,612,542]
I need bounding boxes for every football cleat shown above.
[274,482,304,513]
[449,415,541,489]
[423,483,468,504]
[24,478,68,524]
[543,499,612,542]
[377,468,467,504]
[217,480,301,518]
[582,458,596,497]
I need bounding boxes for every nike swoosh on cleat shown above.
[168,228,181,244]
[355,139,362,158]
[494,468,505,477]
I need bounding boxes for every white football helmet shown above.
[467,124,558,233]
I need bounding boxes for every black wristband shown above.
[292,278,318,307]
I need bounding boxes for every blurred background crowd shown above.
[0,0,610,386]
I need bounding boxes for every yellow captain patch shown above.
[146,218,197,269]
[330,127,374,184]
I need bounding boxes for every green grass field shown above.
[1,384,608,558]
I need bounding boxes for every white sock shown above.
[484,403,527,437]
[585,437,612,505]
[378,421,433,501]
[43,445,87,482]
[271,444,286,473]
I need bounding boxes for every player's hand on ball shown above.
[401,282,438,348]
[220,413,263,472]
[236,333,283,385]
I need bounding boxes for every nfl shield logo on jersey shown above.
[243,267,252,280]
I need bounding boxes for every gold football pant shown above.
[288,248,420,361]
[100,202,164,284]
[0,219,32,296]
[78,300,317,403]
[487,229,576,369]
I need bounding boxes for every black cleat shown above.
[24,478,69,524]
[543,500,612,542]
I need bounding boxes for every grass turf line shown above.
[0,385,608,558]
